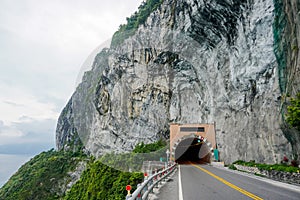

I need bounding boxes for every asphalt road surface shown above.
[177,163,300,200]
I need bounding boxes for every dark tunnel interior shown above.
[175,137,211,164]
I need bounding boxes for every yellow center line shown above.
[190,163,264,200]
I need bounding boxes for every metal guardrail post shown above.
[136,184,141,200]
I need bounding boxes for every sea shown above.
[0,154,33,188]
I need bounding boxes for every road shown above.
[152,163,300,200]
[176,163,300,200]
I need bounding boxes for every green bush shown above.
[228,164,237,170]
[232,160,246,165]
[286,93,300,130]
[133,139,167,153]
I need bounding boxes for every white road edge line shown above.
[178,165,184,200]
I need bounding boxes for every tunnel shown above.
[174,137,211,164]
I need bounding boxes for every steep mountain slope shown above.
[0,150,87,200]
[56,0,299,164]
[0,141,161,199]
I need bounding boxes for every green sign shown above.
[214,149,219,161]
[160,157,166,162]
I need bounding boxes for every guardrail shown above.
[126,163,177,200]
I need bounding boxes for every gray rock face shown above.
[58,161,87,195]
[56,0,293,164]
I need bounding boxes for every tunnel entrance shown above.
[175,137,211,164]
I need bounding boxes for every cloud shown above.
[0,0,144,150]
[0,84,59,125]
[0,0,144,115]
[0,0,145,187]
[3,101,24,107]
[0,122,25,145]
[0,0,143,58]
[0,118,56,149]
[0,124,23,139]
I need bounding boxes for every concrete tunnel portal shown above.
[170,123,217,164]
[174,137,211,164]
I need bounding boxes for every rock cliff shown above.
[56,0,299,163]
[273,0,300,158]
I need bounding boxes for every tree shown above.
[286,93,300,130]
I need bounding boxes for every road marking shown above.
[191,163,263,200]
[178,165,184,200]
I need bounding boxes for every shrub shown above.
[232,160,246,165]
[133,139,166,153]
[228,164,237,170]
[286,92,300,130]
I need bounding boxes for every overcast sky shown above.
[0,0,143,186]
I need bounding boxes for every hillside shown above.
[0,140,167,199]
[0,150,86,199]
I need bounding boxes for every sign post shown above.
[166,149,170,167]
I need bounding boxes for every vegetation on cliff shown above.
[65,140,166,199]
[273,0,300,161]
[100,139,167,172]
[64,140,166,199]
[133,139,166,153]
[64,160,143,200]
[0,149,87,200]
[286,93,300,131]
[273,0,287,94]
[0,140,167,200]
[111,0,163,47]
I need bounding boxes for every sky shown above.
[0,0,143,187]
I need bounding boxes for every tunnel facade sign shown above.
[180,127,205,132]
